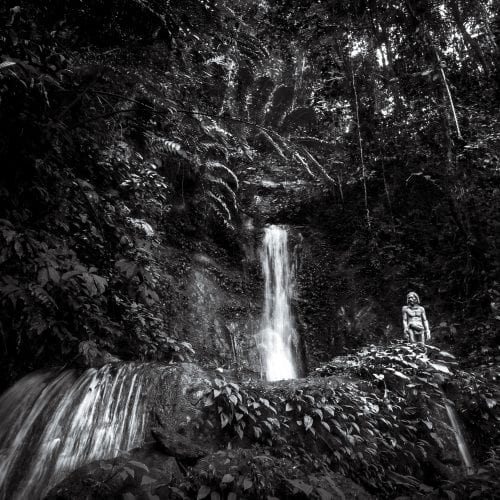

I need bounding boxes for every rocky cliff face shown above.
[181,251,262,375]
[164,167,402,375]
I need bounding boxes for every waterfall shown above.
[442,393,474,474]
[0,364,150,500]
[260,225,297,381]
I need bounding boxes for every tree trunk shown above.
[448,0,491,74]
[370,1,404,116]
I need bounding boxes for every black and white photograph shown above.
[0,0,499,498]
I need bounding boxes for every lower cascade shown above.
[442,392,474,474]
[0,364,151,500]
[260,225,297,381]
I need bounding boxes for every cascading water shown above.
[260,225,297,381]
[0,364,151,500]
[442,393,474,474]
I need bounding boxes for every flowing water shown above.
[0,364,151,499]
[260,225,297,381]
[442,393,474,474]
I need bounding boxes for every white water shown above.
[0,364,150,499]
[260,225,297,381]
[442,394,474,474]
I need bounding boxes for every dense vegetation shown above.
[46,342,500,499]
[0,1,499,496]
[1,0,498,383]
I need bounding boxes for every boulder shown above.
[44,443,183,500]
[152,427,208,463]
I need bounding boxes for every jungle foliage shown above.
[48,342,500,499]
[1,2,500,499]
[0,1,499,381]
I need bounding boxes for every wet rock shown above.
[308,473,373,499]
[182,258,262,375]
[148,363,215,442]
[152,427,208,462]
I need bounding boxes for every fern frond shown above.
[264,85,294,127]
[211,206,235,231]
[207,191,232,221]
[205,160,239,189]
[148,134,190,160]
[254,131,288,162]
[202,120,233,140]
[205,55,232,68]
[161,139,189,159]
[248,76,275,123]
[236,62,255,117]
[197,141,229,161]
[234,30,269,62]
[300,149,336,187]
[204,175,237,210]
[293,152,317,179]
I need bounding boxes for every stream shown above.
[0,364,150,499]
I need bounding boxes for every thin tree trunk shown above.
[477,0,499,52]
[337,173,345,204]
[379,145,394,226]
[351,69,371,228]
[403,0,463,139]
[435,49,463,140]
[440,85,489,304]
[449,0,491,74]
[368,36,382,117]
[370,1,404,115]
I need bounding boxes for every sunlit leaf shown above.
[303,414,313,431]
[141,475,156,485]
[197,485,211,500]
[285,479,313,496]
[220,412,229,428]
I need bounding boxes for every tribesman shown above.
[402,291,431,344]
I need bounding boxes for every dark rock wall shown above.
[295,227,396,368]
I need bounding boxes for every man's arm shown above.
[421,307,431,339]
[402,306,409,335]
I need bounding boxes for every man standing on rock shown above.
[402,291,431,344]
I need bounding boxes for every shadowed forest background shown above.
[0,0,499,498]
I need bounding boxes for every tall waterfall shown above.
[0,364,150,500]
[260,225,297,381]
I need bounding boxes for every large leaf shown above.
[0,61,17,71]
[285,479,313,496]
[197,485,211,500]
[428,362,451,374]
[303,414,313,431]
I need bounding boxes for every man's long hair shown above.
[406,291,420,304]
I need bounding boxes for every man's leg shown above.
[409,329,416,343]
